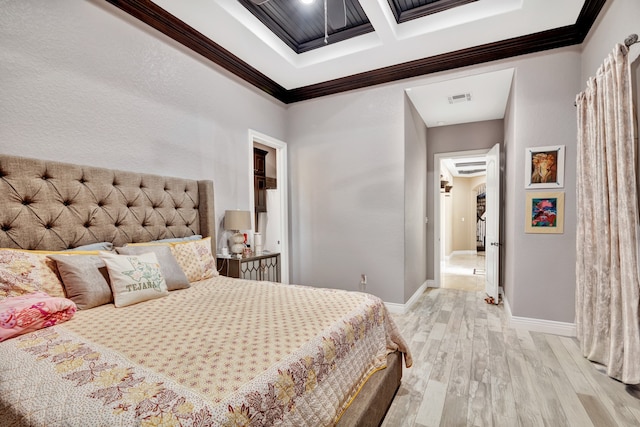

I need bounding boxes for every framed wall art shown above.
[524,145,565,189]
[525,191,564,234]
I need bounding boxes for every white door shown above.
[485,143,500,302]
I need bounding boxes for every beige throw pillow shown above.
[100,252,169,307]
[127,237,217,282]
[47,254,113,309]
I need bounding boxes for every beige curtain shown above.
[575,43,640,384]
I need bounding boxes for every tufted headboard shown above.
[0,155,215,253]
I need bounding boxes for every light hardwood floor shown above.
[441,254,486,292]
[381,287,640,427]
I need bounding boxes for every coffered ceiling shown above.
[106,0,605,104]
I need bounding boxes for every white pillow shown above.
[100,251,169,307]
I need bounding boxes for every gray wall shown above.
[504,49,581,323]
[286,85,406,303]
[404,96,428,301]
[0,0,288,251]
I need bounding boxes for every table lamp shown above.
[224,210,251,255]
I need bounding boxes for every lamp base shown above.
[229,231,245,255]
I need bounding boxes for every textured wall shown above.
[0,0,287,251]
[505,48,581,323]
[286,85,406,303]
[404,95,428,301]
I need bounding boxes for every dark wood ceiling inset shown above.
[238,0,373,53]
[387,0,477,23]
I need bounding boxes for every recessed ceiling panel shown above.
[238,0,373,53]
[387,0,478,23]
[118,0,597,101]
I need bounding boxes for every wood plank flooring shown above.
[382,287,640,427]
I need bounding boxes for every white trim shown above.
[384,302,405,315]
[503,296,576,337]
[248,130,290,284]
[384,280,429,314]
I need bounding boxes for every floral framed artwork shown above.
[524,145,565,189]
[525,192,564,234]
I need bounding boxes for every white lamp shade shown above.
[224,210,251,231]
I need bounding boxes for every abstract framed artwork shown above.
[525,191,564,234]
[524,145,565,189]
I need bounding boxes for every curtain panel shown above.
[575,43,640,384]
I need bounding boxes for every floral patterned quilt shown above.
[0,276,411,426]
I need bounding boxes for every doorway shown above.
[434,149,489,292]
[248,130,289,284]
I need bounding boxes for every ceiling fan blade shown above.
[327,0,347,30]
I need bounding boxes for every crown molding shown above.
[105,0,606,104]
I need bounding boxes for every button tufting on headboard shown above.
[0,154,215,252]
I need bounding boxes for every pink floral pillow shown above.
[0,249,66,300]
[0,292,76,342]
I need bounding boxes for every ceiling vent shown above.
[448,93,472,104]
[455,161,486,167]
[459,169,486,175]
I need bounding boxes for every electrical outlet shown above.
[359,274,367,291]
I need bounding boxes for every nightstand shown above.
[217,252,280,282]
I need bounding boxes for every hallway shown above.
[441,252,486,292]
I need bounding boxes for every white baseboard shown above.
[384,302,405,315]
[385,280,430,315]
[503,297,576,337]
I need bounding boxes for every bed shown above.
[0,154,411,426]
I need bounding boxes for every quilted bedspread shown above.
[0,276,411,426]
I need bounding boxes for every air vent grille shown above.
[459,169,486,175]
[448,93,472,104]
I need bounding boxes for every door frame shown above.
[433,148,490,286]
[247,129,290,284]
